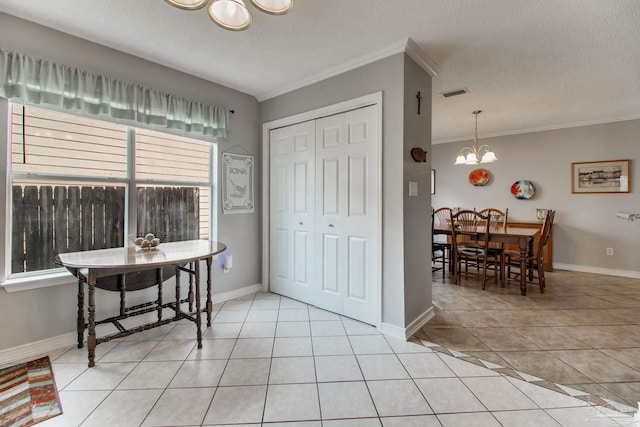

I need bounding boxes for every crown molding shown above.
[257,37,439,102]
[433,114,640,144]
[404,38,440,77]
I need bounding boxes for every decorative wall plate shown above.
[511,180,536,199]
[469,168,491,186]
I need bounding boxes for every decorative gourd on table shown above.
[131,233,161,249]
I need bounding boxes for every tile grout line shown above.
[430,274,640,410]
[344,315,383,423]
[423,318,636,408]
[199,292,256,425]
[379,333,438,419]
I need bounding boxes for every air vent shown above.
[441,88,469,98]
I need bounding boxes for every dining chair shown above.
[432,208,452,277]
[478,208,509,284]
[478,208,509,229]
[505,209,556,293]
[450,210,499,289]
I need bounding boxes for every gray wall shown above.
[261,53,433,329]
[432,119,640,276]
[402,56,432,324]
[0,14,261,349]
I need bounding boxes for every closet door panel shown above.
[274,228,289,280]
[347,236,367,300]
[294,230,310,284]
[322,158,340,216]
[348,155,367,216]
[270,121,316,303]
[291,123,315,294]
[342,106,379,324]
[315,114,347,313]
[321,233,340,294]
[294,161,309,213]
[274,164,288,213]
[270,127,292,296]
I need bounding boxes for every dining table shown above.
[56,240,227,367]
[433,224,540,296]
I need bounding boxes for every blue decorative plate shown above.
[510,180,536,199]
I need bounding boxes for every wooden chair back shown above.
[537,209,556,260]
[433,207,452,227]
[451,210,491,248]
[479,208,508,250]
[478,208,509,229]
[450,210,495,287]
[431,208,449,276]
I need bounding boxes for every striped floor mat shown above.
[1,357,62,427]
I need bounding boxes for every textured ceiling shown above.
[1,0,639,142]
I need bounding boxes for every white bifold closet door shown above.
[269,120,316,304]
[269,105,379,325]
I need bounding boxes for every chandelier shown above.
[165,0,294,31]
[454,110,497,165]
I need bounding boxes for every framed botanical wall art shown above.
[571,159,630,194]
[222,152,254,214]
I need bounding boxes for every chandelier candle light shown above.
[454,110,498,165]
[165,0,294,31]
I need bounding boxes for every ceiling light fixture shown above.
[165,0,293,31]
[454,110,498,165]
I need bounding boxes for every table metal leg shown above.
[157,268,163,321]
[528,238,535,282]
[519,243,527,296]
[175,266,181,319]
[188,262,194,312]
[77,278,85,348]
[87,273,97,367]
[118,274,126,317]
[206,257,213,327]
[194,261,203,349]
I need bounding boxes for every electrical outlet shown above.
[606,248,614,256]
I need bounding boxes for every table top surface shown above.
[434,225,540,237]
[56,240,227,269]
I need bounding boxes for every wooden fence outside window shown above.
[11,185,199,274]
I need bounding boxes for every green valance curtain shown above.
[0,49,229,139]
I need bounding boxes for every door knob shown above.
[329,224,334,228]
[298,221,303,225]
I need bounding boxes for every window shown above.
[135,128,211,241]
[6,103,216,279]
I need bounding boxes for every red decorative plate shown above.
[469,168,491,186]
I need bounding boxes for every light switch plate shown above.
[409,182,418,197]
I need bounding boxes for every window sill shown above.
[1,271,75,293]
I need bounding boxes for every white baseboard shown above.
[405,306,435,339]
[380,306,435,340]
[0,283,263,367]
[0,332,78,368]
[379,322,406,339]
[211,283,263,304]
[555,264,640,279]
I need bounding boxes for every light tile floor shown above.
[425,268,640,411]
[33,289,637,426]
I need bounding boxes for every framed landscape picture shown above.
[571,159,630,194]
